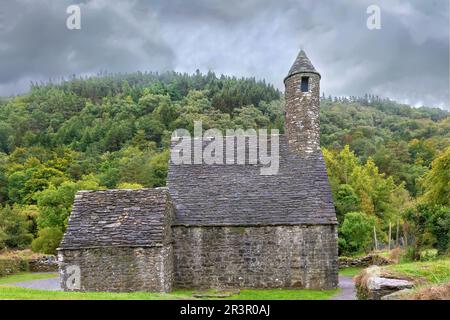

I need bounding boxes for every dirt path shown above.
[332,276,357,300]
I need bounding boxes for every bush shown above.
[419,249,438,261]
[116,182,144,189]
[31,228,63,255]
[427,206,450,254]
[334,184,360,222]
[0,205,33,249]
[339,211,376,255]
[0,258,29,277]
[404,204,449,258]
[0,228,7,250]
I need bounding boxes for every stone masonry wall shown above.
[59,246,173,292]
[173,225,338,290]
[284,72,321,154]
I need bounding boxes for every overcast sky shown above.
[0,0,448,110]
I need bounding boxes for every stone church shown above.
[58,50,339,292]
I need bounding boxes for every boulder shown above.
[367,277,414,299]
[381,289,414,300]
[355,266,414,300]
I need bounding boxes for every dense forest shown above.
[0,71,448,258]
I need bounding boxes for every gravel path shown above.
[10,274,61,291]
[332,276,357,300]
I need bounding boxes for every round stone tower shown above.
[284,50,321,154]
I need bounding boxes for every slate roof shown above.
[285,50,321,81]
[59,188,173,250]
[168,135,337,226]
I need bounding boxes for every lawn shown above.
[0,273,339,300]
[339,267,363,277]
[383,258,450,284]
[0,272,59,285]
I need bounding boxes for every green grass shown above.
[224,289,339,300]
[0,286,339,300]
[0,272,339,300]
[339,267,363,277]
[384,258,450,284]
[0,286,196,300]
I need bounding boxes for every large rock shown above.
[381,289,414,300]
[356,266,414,300]
[367,277,414,299]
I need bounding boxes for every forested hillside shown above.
[0,71,448,257]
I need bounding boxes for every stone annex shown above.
[58,50,339,292]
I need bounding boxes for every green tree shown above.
[339,212,376,255]
[427,206,450,254]
[0,205,33,249]
[334,184,360,222]
[34,176,104,231]
[420,146,449,206]
[233,105,270,129]
[31,227,63,255]
[116,182,144,189]
[404,204,441,259]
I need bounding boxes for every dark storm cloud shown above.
[0,0,448,109]
[0,0,175,93]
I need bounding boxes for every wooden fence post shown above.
[388,222,392,251]
[396,220,400,247]
[373,225,378,251]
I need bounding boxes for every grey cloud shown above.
[0,0,175,92]
[0,0,448,110]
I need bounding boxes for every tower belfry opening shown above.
[301,76,309,92]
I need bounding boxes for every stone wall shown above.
[173,225,338,290]
[339,254,392,268]
[284,72,321,154]
[58,245,173,292]
[29,256,58,272]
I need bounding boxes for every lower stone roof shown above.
[59,188,173,250]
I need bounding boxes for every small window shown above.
[301,77,309,92]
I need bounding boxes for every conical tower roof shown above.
[285,50,321,82]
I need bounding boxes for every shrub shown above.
[427,206,450,255]
[404,204,449,258]
[339,211,376,255]
[0,205,33,249]
[334,184,360,222]
[0,228,7,250]
[31,227,63,255]
[419,249,438,261]
[0,258,29,277]
[116,182,144,189]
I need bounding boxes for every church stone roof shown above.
[59,188,173,250]
[168,135,337,226]
[285,50,321,81]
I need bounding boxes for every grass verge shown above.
[0,272,339,300]
[339,267,363,277]
[383,258,450,284]
[0,272,58,285]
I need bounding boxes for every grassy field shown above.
[0,273,339,300]
[339,267,363,277]
[0,272,59,285]
[384,258,450,284]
